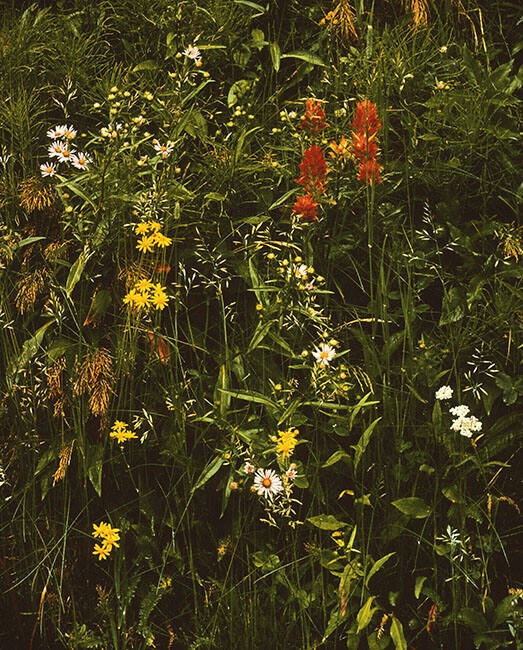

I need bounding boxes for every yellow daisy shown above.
[92,543,111,560]
[152,232,172,248]
[135,222,150,235]
[136,235,155,253]
[151,290,169,310]
[134,278,154,293]
[148,221,163,233]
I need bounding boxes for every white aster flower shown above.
[71,152,90,170]
[435,385,453,400]
[47,125,66,139]
[154,141,174,159]
[312,343,336,367]
[183,45,201,60]
[40,162,57,177]
[63,125,77,140]
[293,264,308,280]
[253,468,283,499]
[48,140,66,158]
[57,145,75,164]
[285,467,297,480]
[243,462,255,474]
[449,405,470,418]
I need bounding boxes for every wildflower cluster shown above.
[299,98,328,132]
[272,427,299,461]
[350,99,383,184]
[134,220,172,253]
[110,420,138,444]
[41,124,91,177]
[293,144,329,222]
[123,278,169,311]
[92,521,120,560]
[449,405,482,438]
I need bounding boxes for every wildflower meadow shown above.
[0,1,521,648]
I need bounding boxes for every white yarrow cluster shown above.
[435,385,453,400]
[450,412,482,438]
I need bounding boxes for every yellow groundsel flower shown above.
[136,235,155,253]
[135,222,151,235]
[93,521,109,538]
[275,427,299,461]
[93,543,111,560]
[148,221,163,232]
[123,289,138,306]
[133,291,151,309]
[111,420,128,434]
[134,278,154,293]
[152,232,172,248]
[151,290,169,310]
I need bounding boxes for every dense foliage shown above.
[0,1,521,648]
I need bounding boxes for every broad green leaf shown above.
[365,552,395,587]
[414,576,427,599]
[234,0,267,15]
[307,514,348,531]
[227,79,251,107]
[132,59,158,72]
[268,188,297,210]
[281,50,326,67]
[353,417,382,469]
[392,497,431,519]
[270,41,281,71]
[368,630,391,650]
[322,450,352,468]
[356,596,376,633]
[66,246,92,298]
[493,596,517,627]
[458,607,487,633]
[247,320,273,353]
[87,444,104,497]
[389,616,407,650]
[322,605,346,642]
[8,320,54,383]
[349,392,379,430]
[192,456,224,492]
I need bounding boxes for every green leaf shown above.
[192,456,224,492]
[87,444,104,497]
[227,79,252,107]
[365,553,395,587]
[322,605,347,642]
[353,417,382,469]
[322,450,352,469]
[307,514,348,531]
[8,320,54,384]
[368,630,391,650]
[234,0,267,15]
[132,59,159,72]
[269,41,281,71]
[356,596,376,633]
[439,287,465,326]
[390,616,407,650]
[281,50,326,67]
[414,576,427,599]
[458,607,487,633]
[219,389,278,410]
[66,246,92,298]
[392,497,431,519]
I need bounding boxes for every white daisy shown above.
[285,467,297,480]
[40,162,56,177]
[48,140,66,158]
[243,462,255,474]
[154,141,174,159]
[63,125,77,140]
[71,152,90,170]
[435,385,453,401]
[57,146,75,164]
[312,343,336,367]
[183,45,201,61]
[253,468,283,499]
[47,125,66,139]
[293,264,308,280]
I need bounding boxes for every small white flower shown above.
[154,141,174,159]
[40,162,57,177]
[243,462,255,474]
[285,467,297,480]
[440,45,448,53]
[71,152,90,170]
[253,468,283,499]
[48,140,66,158]
[288,111,297,119]
[293,264,308,280]
[183,45,201,61]
[312,343,336,367]
[435,385,453,400]
[449,405,470,418]
[47,125,66,139]
[57,145,75,164]
[63,125,77,140]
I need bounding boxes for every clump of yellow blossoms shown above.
[110,420,138,444]
[123,279,169,312]
[92,521,121,560]
[134,220,172,252]
[272,427,299,461]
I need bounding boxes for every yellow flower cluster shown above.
[110,420,138,444]
[92,521,121,560]
[273,427,299,461]
[123,278,169,311]
[135,220,172,252]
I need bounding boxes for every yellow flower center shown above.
[262,477,272,488]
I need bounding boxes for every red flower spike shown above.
[293,194,318,222]
[295,145,329,197]
[357,159,382,184]
[350,99,383,185]
[300,99,328,132]
[351,99,382,137]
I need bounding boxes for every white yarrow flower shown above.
[312,343,336,367]
[435,385,453,400]
[183,45,201,60]
[253,468,283,499]
[449,405,470,418]
[40,162,57,177]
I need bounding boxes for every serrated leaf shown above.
[390,616,407,650]
[307,514,348,531]
[392,497,431,518]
